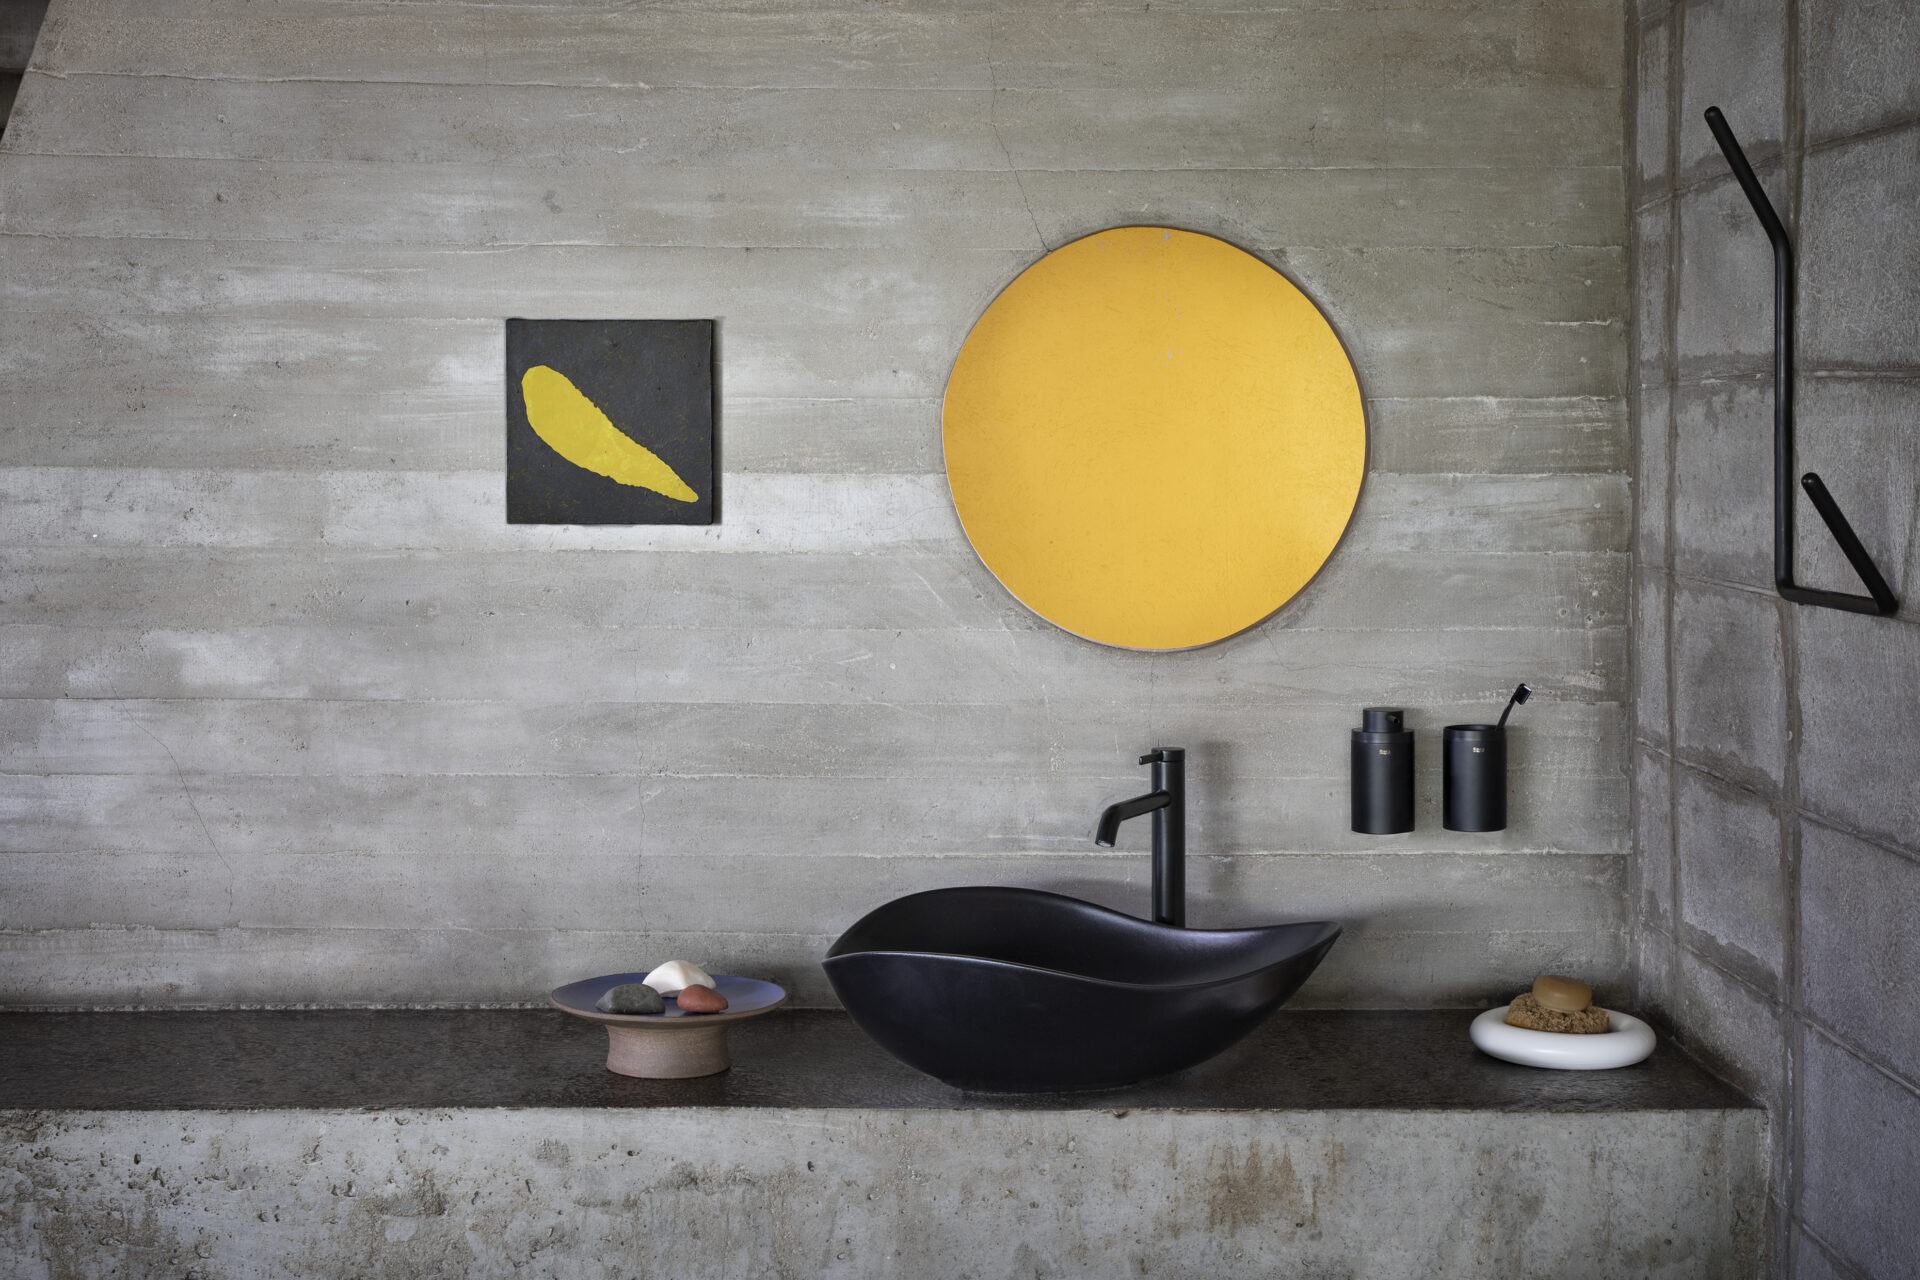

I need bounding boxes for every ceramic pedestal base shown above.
[604,1021,732,1078]
[548,974,789,1081]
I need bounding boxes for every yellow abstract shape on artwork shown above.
[520,364,698,502]
[942,226,1366,651]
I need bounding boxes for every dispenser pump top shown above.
[1361,708,1404,734]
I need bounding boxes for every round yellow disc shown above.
[942,227,1366,650]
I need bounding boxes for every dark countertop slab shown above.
[0,1009,1754,1114]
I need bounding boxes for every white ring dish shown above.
[1470,1004,1656,1071]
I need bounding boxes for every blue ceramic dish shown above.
[550,973,786,1022]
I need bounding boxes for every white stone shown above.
[642,960,714,995]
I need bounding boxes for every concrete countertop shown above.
[0,1008,1754,1113]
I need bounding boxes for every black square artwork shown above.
[506,319,716,525]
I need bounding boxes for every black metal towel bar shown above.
[1702,106,1899,617]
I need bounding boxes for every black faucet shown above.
[1093,748,1185,927]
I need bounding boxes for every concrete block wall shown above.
[0,0,1629,1010]
[1630,1,1920,1276]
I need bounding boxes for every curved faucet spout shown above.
[1092,747,1187,927]
[1094,791,1171,847]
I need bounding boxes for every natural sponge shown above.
[1504,974,1610,1034]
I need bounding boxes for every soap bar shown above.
[1505,992,1609,1034]
[642,960,715,995]
[1532,974,1593,1012]
[676,985,729,1014]
[596,983,665,1015]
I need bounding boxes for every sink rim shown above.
[824,885,1342,994]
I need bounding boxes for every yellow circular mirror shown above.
[942,226,1366,651]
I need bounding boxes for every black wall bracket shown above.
[1703,106,1899,616]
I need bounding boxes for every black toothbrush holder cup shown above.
[1443,683,1531,834]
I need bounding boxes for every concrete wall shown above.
[0,0,1630,1010]
[1629,1,1920,1277]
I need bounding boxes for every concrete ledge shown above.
[0,1011,1766,1278]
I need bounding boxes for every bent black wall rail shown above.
[1703,106,1899,616]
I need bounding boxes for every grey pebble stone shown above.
[596,983,665,1015]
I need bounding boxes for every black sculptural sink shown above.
[823,749,1340,1092]
[822,885,1340,1093]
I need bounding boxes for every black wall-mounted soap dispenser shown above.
[1351,707,1414,834]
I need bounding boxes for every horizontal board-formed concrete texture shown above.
[1630,0,1920,1276]
[0,1010,1768,1278]
[0,0,1630,1008]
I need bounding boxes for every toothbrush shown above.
[1497,683,1532,728]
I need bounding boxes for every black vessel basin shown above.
[823,886,1340,1092]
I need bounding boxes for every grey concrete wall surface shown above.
[0,0,1630,1009]
[0,1106,1765,1279]
[1630,1,1920,1278]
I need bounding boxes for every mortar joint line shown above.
[1780,6,1811,1270]
[1624,0,1651,991]
[1659,0,1683,1027]
[1799,1014,1920,1103]
[1793,806,1920,870]
[1657,109,1920,208]
[1795,1222,1876,1280]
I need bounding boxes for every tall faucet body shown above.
[1093,748,1186,927]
